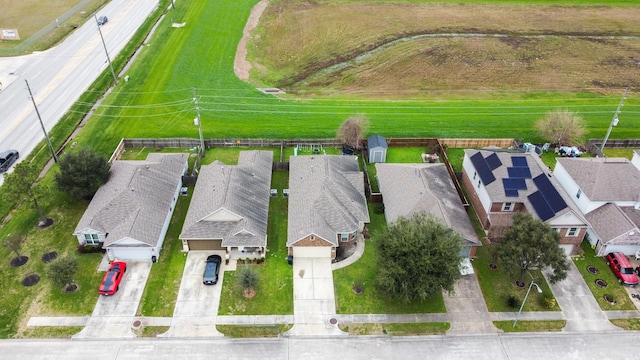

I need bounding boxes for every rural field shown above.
[68,0,639,155]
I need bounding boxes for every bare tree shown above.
[3,234,25,258]
[337,115,370,150]
[535,109,585,145]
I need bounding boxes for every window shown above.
[340,233,349,242]
[576,189,582,199]
[84,233,100,245]
[502,202,513,212]
[567,227,579,237]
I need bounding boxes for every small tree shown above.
[377,211,463,302]
[47,256,78,288]
[237,266,259,298]
[3,233,25,258]
[1,161,51,227]
[337,115,370,150]
[497,212,569,284]
[535,109,585,145]
[55,148,110,200]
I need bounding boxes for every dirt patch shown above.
[245,2,640,95]
[10,256,28,267]
[234,0,270,81]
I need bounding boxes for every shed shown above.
[367,135,388,163]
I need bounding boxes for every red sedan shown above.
[99,261,127,295]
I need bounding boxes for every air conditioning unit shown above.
[283,189,290,198]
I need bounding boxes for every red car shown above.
[99,261,127,295]
[605,253,638,286]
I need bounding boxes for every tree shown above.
[1,161,51,227]
[337,115,370,150]
[377,211,463,302]
[497,212,569,285]
[3,233,25,258]
[237,265,259,298]
[47,256,78,288]
[535,109,585,145]
[55,148,110,200]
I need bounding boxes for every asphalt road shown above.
[0,331,638,360]
[0,0,160,184]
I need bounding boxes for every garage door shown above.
[559,244,574,256]
[187,239,224,251]
[108,247,153,260]
[604,245,639,256]
[293,246,332,258]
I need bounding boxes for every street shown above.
[0,331,636,360]
[0,0,160,185]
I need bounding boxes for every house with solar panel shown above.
[461,149,588,255]
[552,157,640,256]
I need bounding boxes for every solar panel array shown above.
[528,174,568,221]
[470,152,497,185]
[502,155,531,197]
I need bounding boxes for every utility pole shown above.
[600,88,628,152]
[95,14,118,86]
[25,79,58,162]
[193,88,205,158]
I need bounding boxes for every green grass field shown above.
[69,0,639,157]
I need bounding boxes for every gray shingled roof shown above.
[180,151,273,248]
[376,163,480,247]
[585,203,640,245]
[287,155,370,247]
[73,153,188,247]
[464,149,583,223]
[368,135,387,149]
[556,157,640,201]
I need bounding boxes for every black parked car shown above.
[203,255,222,285]
[0,149,19,173]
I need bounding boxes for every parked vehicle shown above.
[203,255,222,285]
[605,252,638,286]
[0,149,19,173]
[99,261,127,295]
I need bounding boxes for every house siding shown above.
[461,169,490,229]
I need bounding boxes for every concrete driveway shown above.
[160,251,225,337]
[73,260,152,339]
[286,256,345,336]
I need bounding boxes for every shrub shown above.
[539,292,556,310]
[374,203,385,214]
[507,295,521,309]
[237,266,259,292]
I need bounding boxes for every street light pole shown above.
[600,88,628,152]
[25,79,58,163]
[513,280,542,327]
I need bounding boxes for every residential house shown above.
[179,150,273,260]
[287,155,370,259]
[461,149,587,255]
[73,153,189,261]
[553,157,640,256]
[376,162,481,258]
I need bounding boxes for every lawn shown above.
[339,322,449,336]
[218,170,293,315]
[572,241,636,311]
[333,204,446,314]
[494,320,566,332]
[69,0,640,157]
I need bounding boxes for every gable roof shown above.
[376,163,480,247]
[73,153,188,247]
[368,135,388,149]
[556,157,640,201]
[464,149,583,223]
[180,150,273,248]
[585,204,640,245]
[287,155,370,247]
